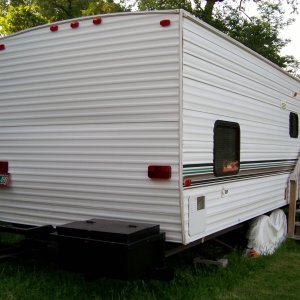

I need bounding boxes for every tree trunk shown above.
[203,0,224,23]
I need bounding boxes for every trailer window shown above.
[289,112,298,138]
[214,120,240,177]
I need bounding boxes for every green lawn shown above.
[0,234,299,300]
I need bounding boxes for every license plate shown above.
[0,174,10,187]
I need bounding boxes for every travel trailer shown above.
[0,9,299,277]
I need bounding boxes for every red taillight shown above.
[148,165,171,180]
[50,25,59,32]
[93,17,102,25]
[70,21,79,29]
[0,162,10,187]
[0,44,5,51]
[0,162,8,173]
[160,19,171,27]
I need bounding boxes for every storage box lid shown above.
[56,219,160,243]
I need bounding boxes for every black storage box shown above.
[55,219,165,279]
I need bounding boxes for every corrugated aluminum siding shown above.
[0,13,182,242]
[182,16,300,244]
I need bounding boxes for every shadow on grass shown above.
[0,231,299,300]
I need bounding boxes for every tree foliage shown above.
[138,0,193,11]
[212,1,298,69]
[0,1,47,35]
[35,0,127,22]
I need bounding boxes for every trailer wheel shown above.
[246,209,287,255]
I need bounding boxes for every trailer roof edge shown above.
[1,9,299,83]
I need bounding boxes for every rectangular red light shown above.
[0,162,8,173]
[0,162,10,187]
[148,165,171,180]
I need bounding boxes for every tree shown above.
[0,3,47,35]
[81,0,128,17]
[213,1,298,69]
[138,0,193,11]
[35,0,127,22]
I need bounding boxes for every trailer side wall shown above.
[182,16,300,244]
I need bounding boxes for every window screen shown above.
[214,120,240,177]
[289,112,298,138]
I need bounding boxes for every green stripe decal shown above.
[183,160,296,176]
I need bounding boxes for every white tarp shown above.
[247,209,287,255]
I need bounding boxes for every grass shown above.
[0,233,299,300]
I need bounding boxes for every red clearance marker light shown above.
[50,25,59,32]
[160,19,171,27]
[93,17,102,25]
[70,21,79,29]
[184,179,192,187]
[148,165,171,180]
[0,44,5,51]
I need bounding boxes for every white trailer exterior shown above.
[0,10,299,245]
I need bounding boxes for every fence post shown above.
[288,180,297,238]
